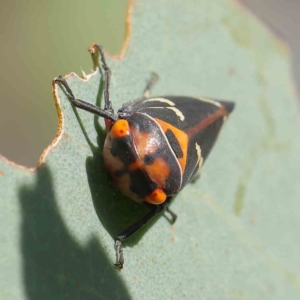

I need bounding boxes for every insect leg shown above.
[163,196,177,224]
[55,76,117,122]
[166,207,177,224]
[114,197,172,269]
[88,44,113,112]
[143,72,159,98]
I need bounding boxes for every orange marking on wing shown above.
[145,157,170,187]
[145,189,166,205]
[154,119,188,173]
[111,120,130,138]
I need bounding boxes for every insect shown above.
[55,44,234,269]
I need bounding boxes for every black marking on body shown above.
[129,169,158,197]
[165,129,183,158]
[111,136,136,165]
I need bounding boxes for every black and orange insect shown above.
[55,44,234,269]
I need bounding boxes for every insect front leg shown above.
[55,76,117,122]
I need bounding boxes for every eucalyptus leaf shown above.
[1,0,300,299]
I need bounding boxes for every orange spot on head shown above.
[111,120,130,138]
[145,189,166,205]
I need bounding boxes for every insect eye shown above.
[118,105,132,119]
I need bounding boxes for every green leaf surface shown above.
[1,0,300,299]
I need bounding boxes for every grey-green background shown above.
[0,0,299,167]
[0,0,127,166]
